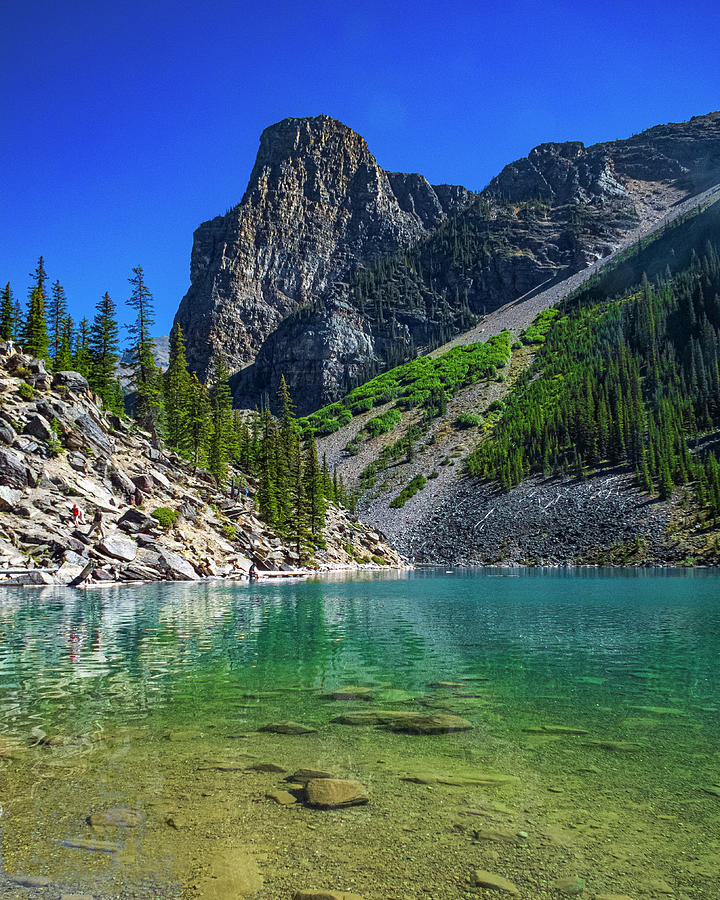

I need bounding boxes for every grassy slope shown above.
[316,185,720,564]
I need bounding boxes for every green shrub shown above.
[365,408,402,438]
[511,340,522,350]
[521,308,560,345]
[222,523,237,540]
[151,507,180,530]
[389,474,427,508]
[371,554,389,566]
[454,412,483,429]
[18,382,35,401]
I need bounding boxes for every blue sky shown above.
[2,0,718,336]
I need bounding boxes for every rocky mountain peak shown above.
[175,115,474,382]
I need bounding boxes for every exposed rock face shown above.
[177,112,720,413]
[0,344,405,585]
[175,115,473,384]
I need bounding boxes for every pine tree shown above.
[23,257,50,359]
[127,266,162,435]
[187,373,210,470]
[54,316,74,371]
[303,432,326,538]
[48,280,68,365]
[73,317,92,377]
[164,323,192,452]
[0,283,15,340]
[89,292,120,409]
[208,356,234,485]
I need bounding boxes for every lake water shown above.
[0,569,718,899]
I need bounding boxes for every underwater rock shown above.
[258,721,318,735]
[266,789,298,805]
[583,740,644,753]
[292,891,363,899]
[472,828,521,844]
[246,762,287,773]
[471,869,519,894]
[304,778,369,809]
[402,771,518,787]
[331,710,472,732]
[523,725,589,735]
[87,807,144,827]
[322,685,375,700]
[59,838,121,852]
[553,875,586,894]
[287,768,335,783]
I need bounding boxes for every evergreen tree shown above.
[303,432,326,538]
[127,266,162,435]
[187,373,210,470]
[89,292,120,409]
[23,256,50,359]
[54,316,74,371]
[48,280,68,364]
[208,356,234,485]
[73,317,92,377]
[164,323,193,451]
[0,283,16,340]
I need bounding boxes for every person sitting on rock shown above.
[71,503,85,526]
[249,563,258,581]
[88,509,106,539]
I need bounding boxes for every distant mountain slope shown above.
[176,112,720,413]
[316,189,720,566]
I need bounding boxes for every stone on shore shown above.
[99,534,137,562]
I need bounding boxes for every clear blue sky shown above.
[2,0,718,336]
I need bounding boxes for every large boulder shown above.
[0,422,16,445]
[99,534,137,562]
[24,414,53,442]
[159,548,198,580]
[110,466,135,496]
[132,474,154,494]
[53,371,89,393]
[0,486,22,511]
[304,778,368,809]
[0,449,28,489]
[66,413,112,455]
[117,507,156,533]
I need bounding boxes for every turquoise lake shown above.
[0,568,718,899]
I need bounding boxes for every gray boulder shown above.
[53,371,90,393]
[159,548,198,580]
[24,414,53,442]
[99,534,137,562]
[0,422,16,445]
[0,486,21,511]
[0,448,28,489]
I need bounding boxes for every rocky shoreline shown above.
[0,343,404,588]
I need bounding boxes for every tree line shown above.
[2,257,344,551]
[466,241,720,522]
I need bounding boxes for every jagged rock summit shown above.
[176,111,720,414]
[175,115,473,384]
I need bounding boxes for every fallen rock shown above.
[304,778,369,809]
[471,869,519,894]
[159,548,198,580]
[258,722,317,735]
[99,534,137,562]
[87,807,145,827]
[133,474,154,494]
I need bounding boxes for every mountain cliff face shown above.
[176,112,720,413]
[175,115,473,385]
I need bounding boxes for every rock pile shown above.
[0,343,404,585]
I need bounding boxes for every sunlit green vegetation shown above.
[389,474,427,508]
[466,241,720,521]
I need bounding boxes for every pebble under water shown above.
[0,568,718,899]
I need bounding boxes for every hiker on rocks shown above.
[88,508,106,539]
[71,503,85,526]
[6,338,16,356]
